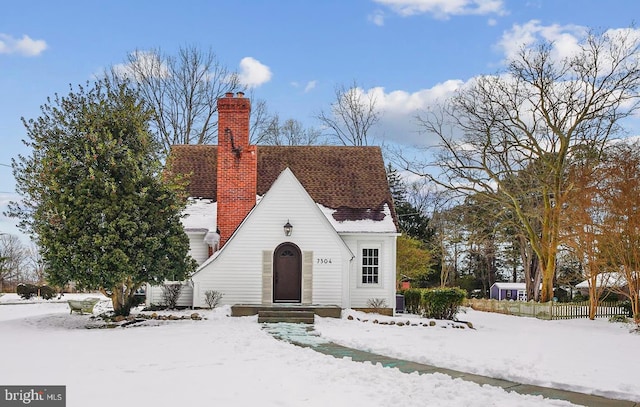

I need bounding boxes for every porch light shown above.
[283,220,293,236]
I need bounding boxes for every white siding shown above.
[191,168,352,308]
[186,231,210,265]
[145,283,194,308]
[342,233,398,309]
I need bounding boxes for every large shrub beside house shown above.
[421,287,467,320]
[400,287,467,320]
[8,79,197,316]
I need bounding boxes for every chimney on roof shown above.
[216,91,257,247]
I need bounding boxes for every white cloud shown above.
[238,57,272,88]
[0,33,47,56]
[304,80,317,93]
[496,22,640,82]
[374,80,463,114]
[346,80,465,146]
[373,0,506,20]
[368,10,386,26]
[496,20,586,62]
[112,50,171,81]
[369,23,640,162]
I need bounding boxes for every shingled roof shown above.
[167,145,398,226]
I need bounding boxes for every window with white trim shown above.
[517,290,527,301]
[361,248,379,284]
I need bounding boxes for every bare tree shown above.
[109,45,243,154]
[415,28,640,302]
[249,96,273,144]
[563,149,611,318]
[597,142,640,324]
[458,195,501,295]
[428,193,463,287]
[25,244,46,285]
[0,234,27,291]
[316,81,380,146]
[258,114,323,145]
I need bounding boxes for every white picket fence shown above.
[468,299,626,320]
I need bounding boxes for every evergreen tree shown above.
[386,165,433,243]
[387,165,437,287]
[386,164,406,205]
[8,79,197,316]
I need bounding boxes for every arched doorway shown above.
[273,242,302,303]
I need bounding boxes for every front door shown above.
[273,242,302,303]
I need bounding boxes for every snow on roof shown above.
[492,282,527,290]
[182,198,396,235]
[576,272,627,289]
[181,198,216,231]
[318,203,397,233]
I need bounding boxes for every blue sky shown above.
[1,0,639,239]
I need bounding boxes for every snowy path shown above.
[264,322,638,407]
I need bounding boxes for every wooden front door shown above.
[273,242,302,303]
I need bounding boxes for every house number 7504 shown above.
[316,258,332,264]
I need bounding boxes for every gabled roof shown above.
[168,145,398,227]
[575,272,628,289]
[193,167,356,274]
[491,282,526,290]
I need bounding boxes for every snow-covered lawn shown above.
[0,294,637,407]
[316,309,640,402]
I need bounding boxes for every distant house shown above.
[490,282,527,301]
[146,92,399,314]
[575,273,628,297]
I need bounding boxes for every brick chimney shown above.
[216,92,257,247]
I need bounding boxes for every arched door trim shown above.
[273,242,302,303]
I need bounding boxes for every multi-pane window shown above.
[361,248,379,284]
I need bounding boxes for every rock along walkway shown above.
[263,323,638,407]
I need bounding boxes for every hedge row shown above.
[16,284,57,300]
[399,287,467,320]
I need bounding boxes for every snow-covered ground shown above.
[0,294,637,407]
[317,309,640,403]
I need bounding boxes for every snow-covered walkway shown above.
[264,322,638,407]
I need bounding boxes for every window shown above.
[517,290,526,301]
[361,248,379,284]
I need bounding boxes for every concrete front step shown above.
[258,310,315,324]
[231,304,342,318]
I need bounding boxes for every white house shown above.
[146,92,399,315]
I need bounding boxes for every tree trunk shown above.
[629,276,640,325]
[588,277,599,320]
[533,261,542,302]
[521,237,541,302]
[103,281,136,316]
[440,239,449,287]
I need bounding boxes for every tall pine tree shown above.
[386,164,433,243]
[387,165,437,286]
[9,79,196,315]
